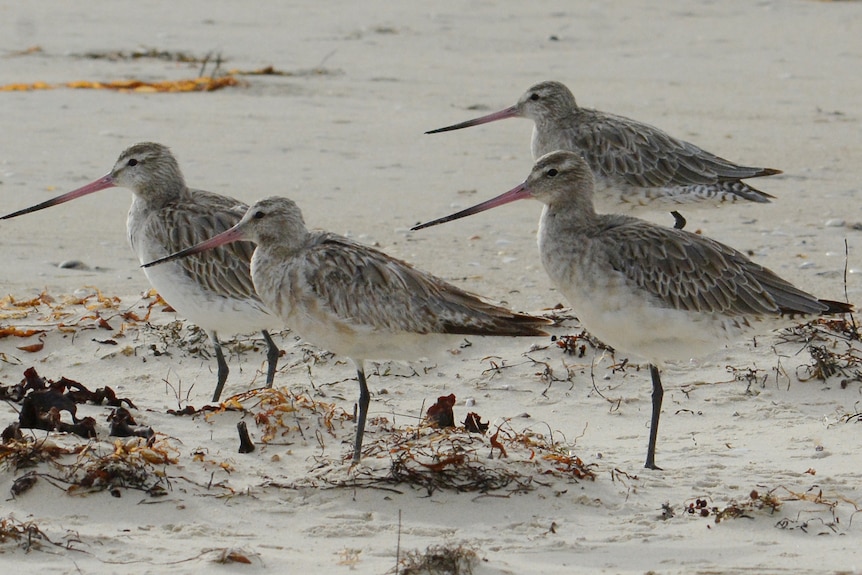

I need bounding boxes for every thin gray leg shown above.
[644,363,664,470]
[210,330,229,402]
[261,330,280,388]
[352,365,371,463]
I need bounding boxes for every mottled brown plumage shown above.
[427,81,780,217]
[1,143,281,402]
[144,196,550,463]
[413,151,851,469]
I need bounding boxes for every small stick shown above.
[394,509,402,575]
[237,421,255,453]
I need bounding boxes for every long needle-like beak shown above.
[1,174,116,220]
[425,105,519,134]
[143,225,247,268]
[411,182,531,231]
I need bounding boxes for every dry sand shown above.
[1,1,862,573]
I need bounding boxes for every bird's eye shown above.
[530,93,540,101]
[253,211,265,219]
[127,159,138,167]
[546,168,558,177]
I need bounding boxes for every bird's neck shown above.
[133,182,188,211]
[253,241,298,264]
[249,246,287,317]
[542,195,598,229]
[250,226,315,278]
[539,197,604,249]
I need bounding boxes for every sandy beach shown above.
[2,1,862,573]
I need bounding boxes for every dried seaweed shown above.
[0,515,75,552]
[675,485,860,533]
[0,437,83,471]
[778,316,859,346]
[674,489,783,524]
[0,76,241,93]
[798,344,862,385]
[387,449,526,496]
[462,412,488,434]
[425,394,456,428]
[2,430,177,499]
[2,367,137,439]
[0,49,343,93]
[79,48,208,63]
[0,326,46,339]
[552,330,614,357]
[225,388,594,495]
[108,407,154,439]
[725,365,769,392]
[236,387,350,444]
[393,543,479,575]
[310,423,595,496]
[211,547,257,565]
[0,288,159,355]
[42,438,177,497]
[774,317,862,383]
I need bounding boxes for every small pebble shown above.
[465,397,476,407]
[73,287,97,298]
[824,219,845,228]
[59,260,89,270]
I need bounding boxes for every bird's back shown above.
[533,107,778,210]
[539,208,846,363]
[130,188,277,334]
[253,231,549,361]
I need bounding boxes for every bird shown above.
[412,150,852,469]
[426,80,781,229]
[0,142,282,402]
[142,196,551,463]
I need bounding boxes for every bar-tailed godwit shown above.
[427,81,781,228]
[412,150,851,469]
[1,143,281,402]
[143,196,550,462]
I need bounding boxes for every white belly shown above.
[142,260,279,335]
[562,280,753,364]
[284,305,457,362]
[539,231,757,365]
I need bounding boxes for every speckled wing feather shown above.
[571,109,779,191]
[146,189,260,302]
[600,218,829,317]
[297,233,549,337]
